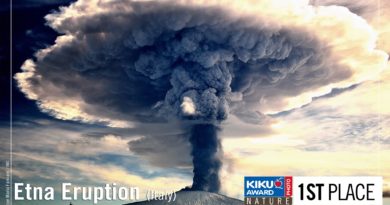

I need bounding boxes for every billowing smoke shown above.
[15,0,388,193]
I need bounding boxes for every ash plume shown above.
[14,0,388,193]
[189,124,222,192]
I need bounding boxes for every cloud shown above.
[181,97,196,115]
[3,115,196,170]
[0,117,192,201]
[14,0,388,127]
[8,0,75,9]
[219,112,390,198]
[217,66,390,197]
[310,0,376,18]
[128,133,192,169]
[310,0,390,53]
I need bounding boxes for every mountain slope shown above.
[126,191,243,205]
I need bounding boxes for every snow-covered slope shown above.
[126,191,243,205]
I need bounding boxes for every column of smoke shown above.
[189,124,222,192]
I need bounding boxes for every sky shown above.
[1,0,390,204]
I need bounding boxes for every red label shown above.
[284,176,293,197]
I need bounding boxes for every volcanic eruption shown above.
[15,0,388,194]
